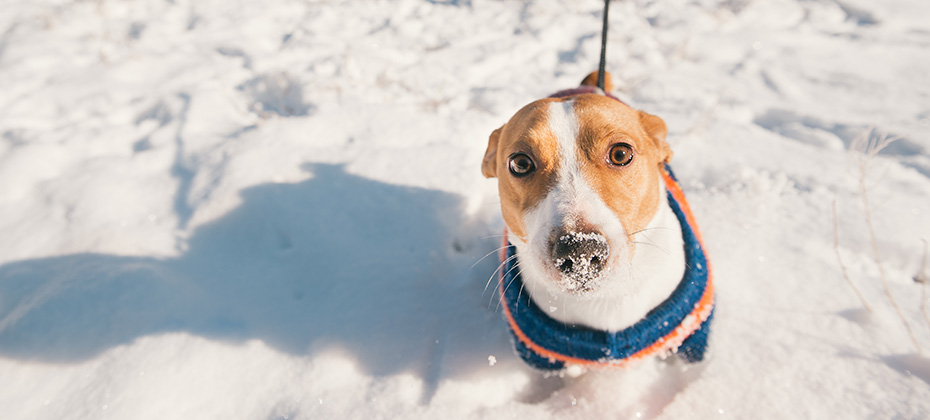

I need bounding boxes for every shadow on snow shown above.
[0,163,510,387]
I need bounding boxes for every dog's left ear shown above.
[639,111,672,163]
[482,127,503,178]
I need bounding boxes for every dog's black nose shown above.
[550,231,609,278]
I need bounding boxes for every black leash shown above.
[596,0,611,91]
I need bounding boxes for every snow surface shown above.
[2,0,930,418]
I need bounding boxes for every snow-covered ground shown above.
[2,0,930,418]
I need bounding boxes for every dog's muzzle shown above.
[550,231,609,283]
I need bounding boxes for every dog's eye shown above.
[608,143,634,166]
[508,153,536,177]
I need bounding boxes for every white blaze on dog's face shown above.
[483,94,677,329]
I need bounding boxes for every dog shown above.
[482,72,714,371]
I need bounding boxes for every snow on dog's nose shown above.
[550,231,609,284]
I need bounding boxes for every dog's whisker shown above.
[632,239,692,270]
[488,277,501,309]
[499,261,522,295]
[484,253,517,289]
[495,262,523,312]
[630,239,674,258]
[628,226,677,236]
[483,254,518,295]
[471,245,511,270]
[515,268,528,311]
[489,261,520,310]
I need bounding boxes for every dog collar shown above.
[549,85,625,104]
[498,165,715,370]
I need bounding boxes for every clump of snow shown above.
[1,0,930,419]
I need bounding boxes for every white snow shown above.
[1,0,930,418]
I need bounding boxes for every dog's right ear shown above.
[481,127,502,178]
[580,70,613,92]
[638,111,672,163]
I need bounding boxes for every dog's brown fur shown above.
[481,72,672,244]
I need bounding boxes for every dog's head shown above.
[482,92,672,297]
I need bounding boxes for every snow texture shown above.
[1,0,930,418]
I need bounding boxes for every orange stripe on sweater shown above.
[500,273,714,368]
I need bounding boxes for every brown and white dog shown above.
[482,72,687,334]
